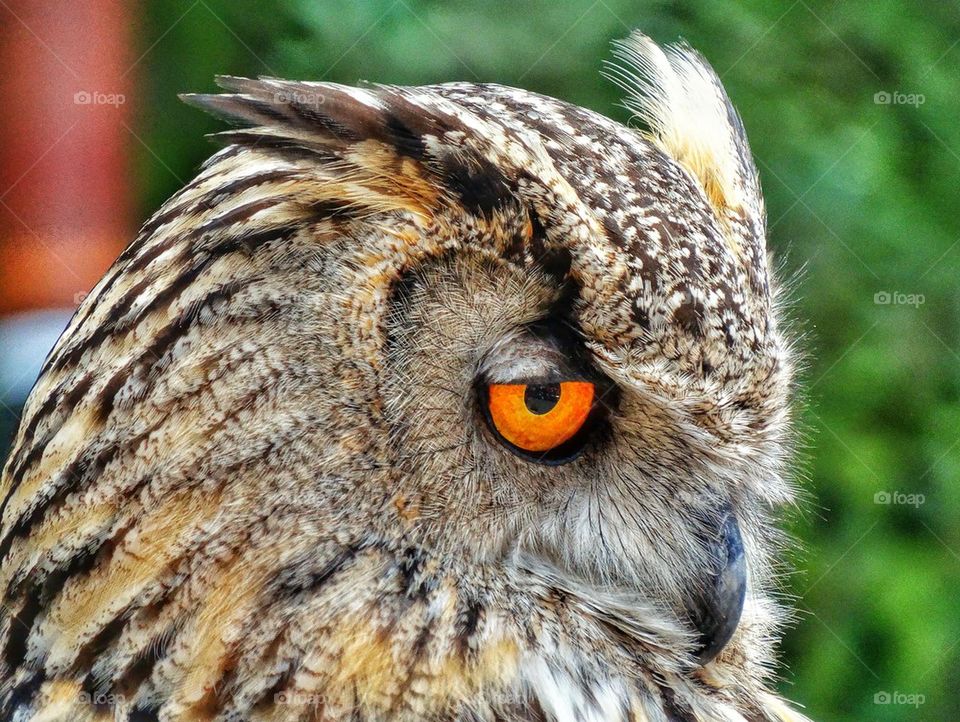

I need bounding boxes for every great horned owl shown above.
[0,33,810,722]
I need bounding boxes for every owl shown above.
[0,32,810,722]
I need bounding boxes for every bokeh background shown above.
[1,1,958,719]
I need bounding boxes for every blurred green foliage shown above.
[10,1,960,719]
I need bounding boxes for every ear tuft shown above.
[605,33,765,256]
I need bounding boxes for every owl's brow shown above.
[183,80,520,220]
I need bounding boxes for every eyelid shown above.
[485,373,578,386]
[478,331,575,385]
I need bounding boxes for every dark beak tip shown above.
[691,511,747,665]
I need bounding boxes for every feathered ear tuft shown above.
[605,33,765,259]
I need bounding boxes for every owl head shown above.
[0,33,806,721]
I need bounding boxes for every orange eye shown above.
[486,381,595,453]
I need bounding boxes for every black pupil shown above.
[524,383,561,415]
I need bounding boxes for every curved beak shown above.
[689,509,747,665]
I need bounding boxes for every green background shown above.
[8,1,960,719]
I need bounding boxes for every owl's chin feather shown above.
[511,504,747,668]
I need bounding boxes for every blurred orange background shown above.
[0,0,132,315]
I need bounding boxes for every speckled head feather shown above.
[1,32,808,722]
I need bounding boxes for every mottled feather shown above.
[1,33,808,722]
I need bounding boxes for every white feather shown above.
[605,33,762,237]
